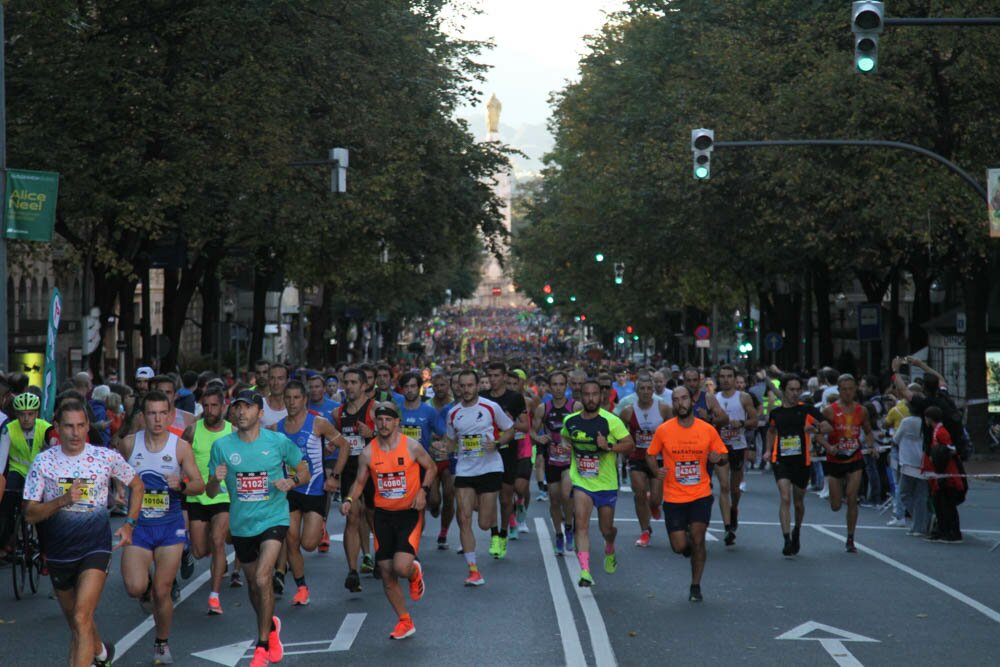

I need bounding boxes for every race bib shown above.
[720,426,740,442]
[837,438,860,457]
[576,453,599,478]
[461,435,483,458]
[674,461,701,486]
[141,489,169,517]
[549,442,571,465]
[377,471,407,500]
[346,434,366,456]
[636,431,653,449]
[402,426,422,440]
[236,472,269,502]
[57,477,96,512]
[779,435,803,457]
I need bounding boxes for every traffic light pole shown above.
[884,18,1000,27]
[713,139,988,202]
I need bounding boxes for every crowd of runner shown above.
[0,343,970,666]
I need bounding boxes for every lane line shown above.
[534,518,587,667]
[562,539,619,667]
[811,525,1000,624]
[594,517,1000,534]
[115,552,236,660]
[328,612,366,650]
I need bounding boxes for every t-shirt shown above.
[612,380,636,399]
[23,443,136,563]
[400,402,443,452]
[446,398,514,477]
[767,404,823,465]
[648,418,727,503]
[480,389,527,454]
[308,398,341,422]
[188,420,233,506]
[883,402,910,432]
[562,409,630,493]
[208,428,302,537]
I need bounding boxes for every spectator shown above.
[921,406,966,543]
[891,390,930,535]
[90,384,112,446]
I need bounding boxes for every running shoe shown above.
[268,616,283,662]
[537,490,549,502]
[578,569,594,587]
[650,502,662,521]
[230,571,243,588]
[554,534,565,556]
[782,536,794,557]
[565,526,575,552]
[689,585,703,602]
[509,523,519,541]
[886,518,907,527]
[464,570,485,587]
[139,579,154,615]
[604,553,617,574]
[94,642,115,667]
[207,595,223,615]
[171,579,181,603]
[249,646,269,667]
[489,535,502,558]
[519,520,531,534]
[181,548,195,580]
[318,528,330,553]
[738,480,747,493]
[791,528,801,555]
[498,536,508,559]
[437,535,449,550]
[153,642,173,665]
[292,585,310,606]
[635,530,651,548]
[272,570,285,597]
[344,570,362,593]
[516,503,527,526]
[845,537,857,553]
[409,561,425,601]
[360,554,375,574]
[390,617,416,640]
[724,530,736,546]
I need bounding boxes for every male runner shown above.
[305,372,342,548]
[480,361,527,557]
[715,365,757,545]
[681,367,731,539]
[765,375,830,556]
[820,374,874,553]
[532,371,581,555]
[619,376,671,547]
[507,368,538,539]
[182,385,234,614]
[647,386,728,602]
[562,379,633,587]
[261,364,289,428]
[375,364,406,404]
[445,370,514,584]
[24,399,143,667]
[342,401,436,639]
[276,380,348,605]
[119,391,205,664]
[207,390,309,667]
[427,371,457,548]
[329,368,378,592]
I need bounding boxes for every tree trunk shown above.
[249,268,268,364]
[200,269,220,357]
[813,265,834,365]
[963,269,990,457]
[118,278,138,380]
[307,285,331,367]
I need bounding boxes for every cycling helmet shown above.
[12,392,41,412]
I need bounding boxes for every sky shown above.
[446,0,627,177]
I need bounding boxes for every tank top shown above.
[692,390,710,421]
[370,435,421,511]
[188,419,233,505]
[128,431,183,524]
[336,399,375,460]
[628,401,665,460]
[828,402,864,462]
[543,399,574,466]
[261,398,288,428]
[715,391,748,450]
[278,412,325,495]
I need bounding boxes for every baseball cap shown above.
[232,390,264,409]
[670,364,681,373]
[136,366,155,380]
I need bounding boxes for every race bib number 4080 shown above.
[377,472,407,500]
[236,472,269,502]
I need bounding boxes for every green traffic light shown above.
[614,276,623,285]
[694,166,709,179]
[616,336,625,344]
[632,334,639,341]
[545,295,554,304]
[570,295,577,302]
[595,253,605,262]
[856,56,875,72]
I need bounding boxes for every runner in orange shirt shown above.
[647,386,728,602]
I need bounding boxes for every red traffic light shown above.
[580,314,587,321]
[626,325,633,334]
[543,283,552,294]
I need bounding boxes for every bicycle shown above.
[8,494,43,600]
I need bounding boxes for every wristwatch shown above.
[421,486,431,494]
[125,517,137,527]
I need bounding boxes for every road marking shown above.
[533,518,587,667]
[115,552,236,660]
[598,517,1000,534]
[811,525,1000,624]
[192,613,367,665]
[776,620,878,667]
[562,540,618,666]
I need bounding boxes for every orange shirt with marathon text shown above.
[648,417,728,503]
[368,435,421,511]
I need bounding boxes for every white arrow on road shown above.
[193,612,366,665]
[776,621,878,667]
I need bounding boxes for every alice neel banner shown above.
[990,169,1000,239]
[4,169,59,241]
[43,289,62,421]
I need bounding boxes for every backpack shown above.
[936,394,972,461]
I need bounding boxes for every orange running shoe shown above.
[464,569,485,587]
[207,595,223,615]
[249,646,269,667]
[389,617,416,640]
[318,528,330,554]
[635,530,651,548]
[408,561,425,601]
[650,502,662,521]
[268,616,283,662]
[292,585,310,606]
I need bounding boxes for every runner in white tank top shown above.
[714,365,758,547]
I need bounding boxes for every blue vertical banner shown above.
[42,288,61,421]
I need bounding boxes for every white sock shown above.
[209,592,220,600]
[95,644,107,661]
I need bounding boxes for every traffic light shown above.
[580,314,587,322]
[852,2,884,73]
[570,295,577,302]
[691,128,714,179]
[738,340,754,354]
[595,252,605,263]
[614,262,625,285]
[632,334,639,341]
[543,283,552,294]
[616,335,626,345]
[546,295,555,305]
[626,325,633,334]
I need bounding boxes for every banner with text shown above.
[4,169,59,241]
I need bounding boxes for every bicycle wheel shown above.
[25,520,39,594]
[11,513,27,600]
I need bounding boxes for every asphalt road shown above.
[3,469,1000,666]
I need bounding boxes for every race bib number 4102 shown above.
[236,472,269,502]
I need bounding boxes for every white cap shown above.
[136,366,155,380]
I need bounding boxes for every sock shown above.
[257,640,269,650]
[724,524,731,532]
[577,551,590,571]
[490,526,499,536]
[438,528,448,538]
[499,528,508,538]
[464,552,477,567]
[783,532,791,541]
[641,528,651,535]
[848,532,855,541]
[275,567,285,577]
[294,576,306,588]
[95,644,108,661]
[538,481,547,491]
[209,592,220,601]
[155,638,168,646]
[565,522,573,533]
[604,542,615,555]
[400,612,411,622]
